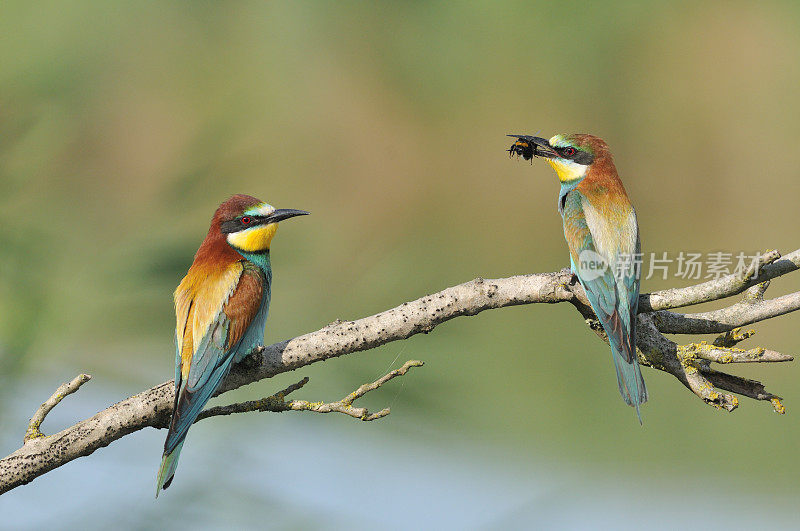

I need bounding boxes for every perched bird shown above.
[508,133,647,420]
[156,194,309,495]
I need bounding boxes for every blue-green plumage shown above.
[156,263,271,495]
[156,195,307,496]
[563,192,646,420]
[510,133,648,420]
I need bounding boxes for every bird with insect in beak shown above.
[156,194,309,495]
[508,133,647,421]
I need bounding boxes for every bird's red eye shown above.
[241,216,252,225]
[564,147,576,157]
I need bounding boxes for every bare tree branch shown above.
[657,294,800,335]
[2,248,798,495]
[640,249,799,312]
[198,360,423,422]
[683,341,792,364]
[24,374,92,443]
[651,277,800,334]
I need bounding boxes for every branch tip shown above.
[24,373,92,443]
[771,397,786,414]
[741,249,781,282]
[713,328,755,348]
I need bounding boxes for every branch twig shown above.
[653,290,800,334]
[198,360,423,422]
[24,374,92,443]
[680,338,792,364]
[640,249,798,312]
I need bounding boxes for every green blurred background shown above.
[1,1,799,529]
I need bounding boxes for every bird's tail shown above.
[611,347,648,424]
[155,440,184,498]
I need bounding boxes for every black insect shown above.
[507,134,537,162]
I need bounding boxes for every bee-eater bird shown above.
[508,133,647,421]
[156,194,309,495]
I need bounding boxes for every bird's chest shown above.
[580,196,638,262]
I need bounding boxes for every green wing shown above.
[562,191,647,412]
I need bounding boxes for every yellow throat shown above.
[226,223,278,252]
[547,158,588,183]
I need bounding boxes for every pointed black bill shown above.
[507,134,557,160]
[220,208,310,234]
[265,208,310,223]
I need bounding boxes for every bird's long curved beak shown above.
[265,209,310,223]
[507,134,557,160]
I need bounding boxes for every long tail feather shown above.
[156,440,184,497]
[610,348,648,424]
[156,357,234,497]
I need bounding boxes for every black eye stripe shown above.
[220,215,270,234]
[556,146,594,165]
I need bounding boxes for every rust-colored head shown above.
[553,134,613,161]
[508,133,616,182]
[213,194,265,226]
[192,194,309,267]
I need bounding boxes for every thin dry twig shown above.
[681,340,792,364]
[199,360,423,422]
[24,374,92,443]
[653,290,800,334]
